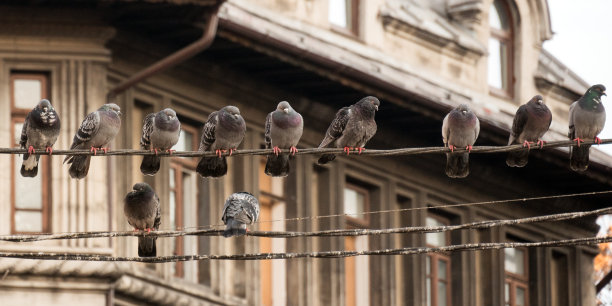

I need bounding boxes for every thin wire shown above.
[1,138,610,157]
[2,235,611,262]
[1,206,610,242]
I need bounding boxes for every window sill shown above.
[489,86,514,102]
[330,25,361,41]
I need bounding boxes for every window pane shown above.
[169,168,175,188]
[426,217,446,247]
[329,0,349,28]
[438,259,447,280]
[14,157,42,209]
[426,256,431,275]
[489,3,502,29]
[169,190,176,228]
[505,248,525,275]
[344,188,365,218]
[14,122,23,146]
[488,38,503,89]
[14,211,42,232]
[426,278,432,306]
[490,0,510,30]
[516,287,526,306]
[438,281,447,306]
[505,283,510,303]
[13,79,42,109]
[172,129,193,152]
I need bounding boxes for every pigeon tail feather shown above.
[21,154,40,177]
[223,218,247,237]
[570,145,590,171]
[506,149,529,167]
[317,154,336,165]
[265,154,290,177]
[196,156,228,178]
[68,156,91,179]
[445,153,470,178]
[138,236,157,257]
[140,155,161,176]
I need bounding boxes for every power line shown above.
[2,235,611,262]
[1,138,610,157]
[1,205,610,242]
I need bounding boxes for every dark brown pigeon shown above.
[264,101,303,177]
[506,95,552,167]
[442,104,480,178]
[569,84,606,171]
[140,108,181,175]
[20,99,60,177]
[317,96,379,164]
[124,182,160,257]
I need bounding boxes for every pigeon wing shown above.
[140,113,155,150]
[319,106,350,148]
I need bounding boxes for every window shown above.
[425,215,451,306]
[505,247,529,306]
[344,183,369,306]
[488,0,514,97]
[329,0,359,35]
[10,73,51,234]
[259,159,287,306]
[169,123,199,278]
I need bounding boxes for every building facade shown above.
[0,0,609,305]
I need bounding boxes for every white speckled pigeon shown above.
[506,95,552,167]
[140,108,181,176]
[317,96,379,164]
[221,192,260,237]
[20,99,60,177]
[264,101,303,177]
[64,103,121,179]
[196,106,246,178]
[442,104,480,178]
[124,182,160,257]
[569,84,606,171]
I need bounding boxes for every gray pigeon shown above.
[140,108,181,175]
[506,95,552,167]
[442,104,480,178]
[196,106,246,178]
[124,182,161,257]
[264,101,304,177]
[317,96,379,164]
[20,99,60,177]
[221,192,260,237]
[569,84,607,171]
[63,103,122,179]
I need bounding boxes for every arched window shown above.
[488,0,514,98]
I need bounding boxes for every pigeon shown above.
[264,101,304,177]
[124,182,160,257]
[317,96,379,164]
[221,192,260,237]
[506,95,552,167]
[140,108,181,175]
[442,104,480,178]
[196,106,246,178]
[19,99,61,177]
[63,103,122,179]
[569,84,607,171]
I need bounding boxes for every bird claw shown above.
[573,138,584,147]
[146,228,152,234]
[536,140,546,149]
[343,147,352,155]
[152,148,159,156]
[290,146,298,156]
[101,147,109,154]
[45,146,53,155]
[273,146,281,156]
[595,137,602,145]
[355,147,365,154]
[27,146,35,155]
[229,149,236,156]
[522,140,533,149]
[448,145,455,152]
[215,149,223,158]
[90,147,98,155]
[466,145,473,153]
[166,149,176,155]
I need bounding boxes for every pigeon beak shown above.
[462,110,467,114]
[118,111,122,116]
[537,99,543,104]
[234,114,239,119]
[603,92,607,96]
[283,108,289,114]
[374,105,379,111]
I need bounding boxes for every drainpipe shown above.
[106,2,223,102]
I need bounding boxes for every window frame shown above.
[329,0,360,37]
[344,183,370,228]
[425,214,452,306]
[504,246,529,306]
[9,72,51,234]
[488,0,514,99]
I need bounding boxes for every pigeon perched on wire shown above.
[442,104,480,178]
[124,182,160,257]
[506,95,552,167]
[64,103,121,179]
[140,108,181,175]
[317,96,379,164]
[196,106,246,178]
[19,99,60,177]
[569,84,606,171]
[264,101,303,177]
[221,192,260,237]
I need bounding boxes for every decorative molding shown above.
[446,0,484,30]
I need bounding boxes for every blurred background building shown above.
[0,0,610,305]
